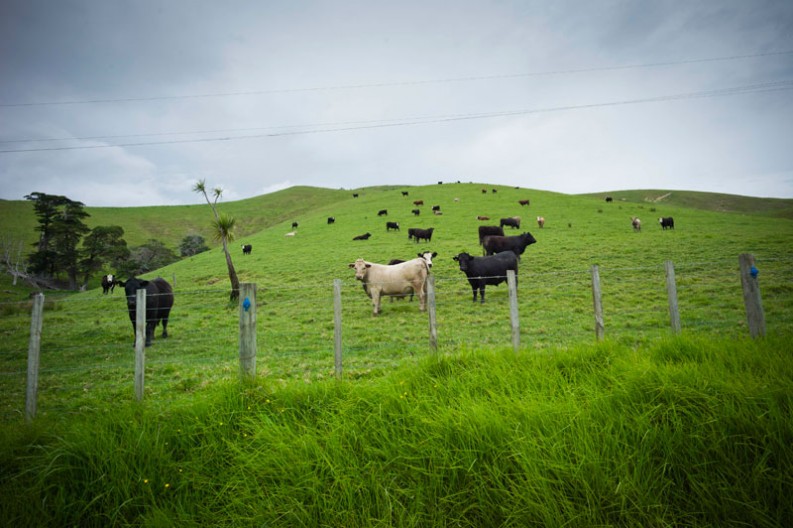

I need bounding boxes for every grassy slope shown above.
[1,336,791,526]
[583,189,793,219]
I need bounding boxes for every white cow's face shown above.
[349,259,371,280]
[419,251,437,269]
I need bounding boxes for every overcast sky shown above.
[1,1,792,207]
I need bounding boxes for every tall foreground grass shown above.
[2,336,791,527]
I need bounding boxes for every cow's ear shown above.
[116,280,125,287]
[365,263,372,268]
[432,252,438,258]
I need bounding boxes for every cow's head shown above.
[521,232,538,246]
[348,259,372,281]
[418,251,438,269]
[122,278,149,309]
[453,252,473,272]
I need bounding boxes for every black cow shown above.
[500,217,521,229]
[412,208,420,216]
[453,251,518,303]
[518,199,530,206]
[402,191,409,197]
[353,232,372,240]
[101,274,116,294]
[659,217,675,230]
[377,209,388,216]
[327,217,335,224]
[386,221,400,231]
[605,196,613,203]
[118,277,174,347]
[353,193,359,198]
[408,227,434,243]
[478,225,504,244]
[291,221,299,229]
[432,205,441,212]
[482,232,537,259]
[242,244,252,255]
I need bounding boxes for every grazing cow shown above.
[402,191,409,196]
[291,221,299,229]
[353,232,372,240]
[386,221,400,231]
[413,200,424,206]
[477,215,490,221]
[241,244,252,255]
[659,217,675,230]
[327,217,335,224]
[377,209,388,216]
[500,216,521,229]
[478,225,504,244]
[412,208,421,216]
[518,199,530,206]
[632,217,641,231]
[432,205,441,212]
[349,257,429,314]
[118,277,174,347]
[453,251,518,303]
[492,189,497,193]
[285,231,296,237]
[605,196,613,203]
[386,251,437,301]
[482,189,487,194]
[408,227,434,243]
[482,232,537,259]
[536,216,545,229]
[101,274,116,294]
[353,193,359,198]
[433,210,443,216]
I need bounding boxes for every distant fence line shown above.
[14,254,775,421]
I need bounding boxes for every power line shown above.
[1,50,791,108]
[1,79,790,154]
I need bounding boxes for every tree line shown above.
[4,192,210,291]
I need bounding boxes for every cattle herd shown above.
[106,189,678,344]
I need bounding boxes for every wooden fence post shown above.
[134,289,146,401]
[333,279,343,378]
[239,282,257,381]
[427,274,438,353]
[507,270,520,352]
[739,254,766,338]
[26,293,44,422]
[591,265,605,341]
[665,260,681,334]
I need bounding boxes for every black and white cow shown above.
[453,251,518,303]
[659,217,675,230]
[327,217,336,224]
[101,274,116,294]
[242,244,252,255]
[117,277,174,347]
[482,232,537,259]
[386,221,400,231]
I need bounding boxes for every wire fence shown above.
[1,254,791,423]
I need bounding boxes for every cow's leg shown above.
[417,282,426,311]
[161,315,169,338]
[479,286,486,303]
[372,290,381,315]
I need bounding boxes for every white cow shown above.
[349,257,429,315]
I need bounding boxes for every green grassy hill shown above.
[1,184,792,526]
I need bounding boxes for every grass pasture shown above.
[1,184,792,525]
